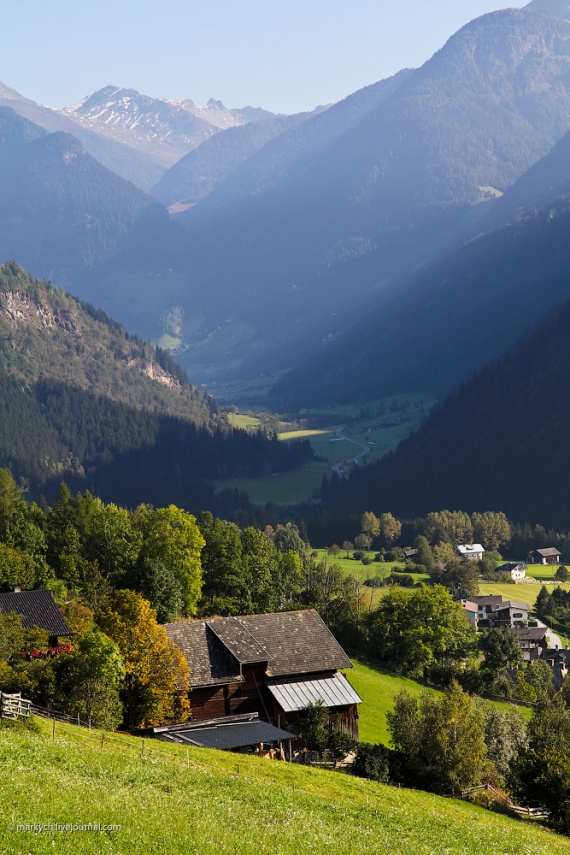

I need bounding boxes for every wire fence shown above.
[28,709,551,824]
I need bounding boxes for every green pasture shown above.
[345,658,439,745]
[526,564,567,582]
[226,413,261,430]
[477,579,570,610]
[0,715,562,855]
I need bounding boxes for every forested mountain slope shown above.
[326,296,570,529]
[271,195,570,406]
[151,110,321,209]
[0,262,310,509]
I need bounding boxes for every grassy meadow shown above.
[0,716,564,855]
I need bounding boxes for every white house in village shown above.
[457,543,485,561]
[495,562,526,582]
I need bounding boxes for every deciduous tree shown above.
[98,590,190,728]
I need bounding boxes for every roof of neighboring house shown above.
[501,601,529,612]
[153,714,295,750]
[461,600,478,613]
[511,627,548,642]
[266,673,362,713]
[404,548,418,559]
[0,590,71,637]
[540,649,570,665]
[165,609,353,687]
[535,547,561,557]
[457,543,485,555]
[473,595,504,606]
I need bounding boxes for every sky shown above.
[2,1,520,113]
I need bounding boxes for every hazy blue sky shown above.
[3,1,519,112]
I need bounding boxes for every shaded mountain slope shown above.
[271,195,570,407]
[0,107,194,338]
[328,296,570,529]
[0,262,311,510]
[151,110,320,209]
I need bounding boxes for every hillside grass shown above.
[345,659,439,745]
[346,658,532,747]
[0,717,564,855]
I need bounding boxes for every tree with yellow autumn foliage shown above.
[98,589,190,729]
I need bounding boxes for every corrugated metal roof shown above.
[157,720,294,750]
[266,673,362,713]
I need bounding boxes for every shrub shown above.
[352,743,392,782]
[387,572,414,587]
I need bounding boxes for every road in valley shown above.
[330,425,370,479]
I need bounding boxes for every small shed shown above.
[151,713,295,756]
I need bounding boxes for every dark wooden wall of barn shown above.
[190,667,270,721]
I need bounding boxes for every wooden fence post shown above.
[52,717,56,740]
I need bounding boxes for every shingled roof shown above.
[232,610,352,677]
[0,590,71,637]
[165,609,353,687]
[164,620,242,688]
[209,616,270,665]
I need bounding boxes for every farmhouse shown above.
[0,587,72,646]
[164,609,361,741]
[457,543,485,561]
[510,626,548,661]
[495,562,526,582]
[472,595,529,628]
[533,547,561,565]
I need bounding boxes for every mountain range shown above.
[168,3,570,383]
[3,1,570,457]
[6,5,570,388]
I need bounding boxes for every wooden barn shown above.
[165,609,361,741]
